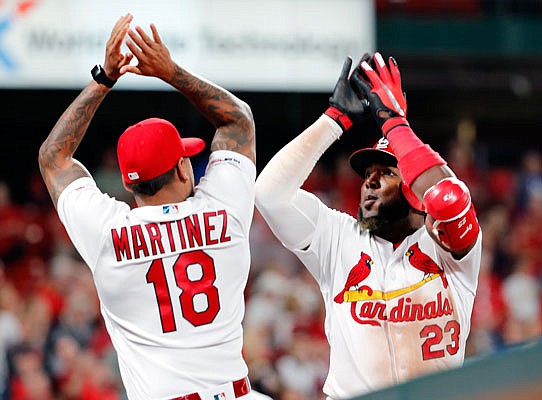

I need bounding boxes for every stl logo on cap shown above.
[374,137,390,150]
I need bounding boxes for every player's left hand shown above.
[103,13,134,81]
[324,56,370,132]
[121,23,176,82]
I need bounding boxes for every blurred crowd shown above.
[0,139,541,400]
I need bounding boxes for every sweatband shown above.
[386,124,446,187]
[381,116,409,136]
[324,106,353,132]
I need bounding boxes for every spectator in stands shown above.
[467,244,508,355]
[0,263,23,399]
[501,255,542,346]
[515,149,542,213]
[8,343,54,400]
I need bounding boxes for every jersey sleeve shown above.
[290,199,354,292]
[195,150,256,232]
[429,230,483,326]
[434,231,482,295]
[57,177,130,272]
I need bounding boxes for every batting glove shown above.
[350,52,408,136]
[324,56,369,132]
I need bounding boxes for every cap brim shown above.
[349,148,397,177]
[182,138,206,156]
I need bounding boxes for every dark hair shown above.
[127,166,176,196]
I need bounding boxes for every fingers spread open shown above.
[126,27,149,54]
[150,24,162,45]
[373,52,393,87]
[134,25,155,49]
[388,57,402,89]
[360,61,384,89]
[125,35,143,60]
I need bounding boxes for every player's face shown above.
[357,163,411,231]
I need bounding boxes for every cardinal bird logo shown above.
[334,252,374,304]
[405,243,448,288]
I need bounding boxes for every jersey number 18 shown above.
[146,250,220,333]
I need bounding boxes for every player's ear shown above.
[176,158,189,183]
[122,181,133,193]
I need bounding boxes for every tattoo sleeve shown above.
[38,82,109,206]
[168,65,256,163]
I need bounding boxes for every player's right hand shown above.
[350,52,408,136]
[324,56,370,132]
[121,23,176,82]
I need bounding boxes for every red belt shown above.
[171,377,251,400]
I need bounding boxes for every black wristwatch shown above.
[91,64,116,88]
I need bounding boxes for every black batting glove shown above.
[324,56,369,132]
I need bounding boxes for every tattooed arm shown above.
[168,64,255,164]
[38,13,134,207]
[38,83,107,206]
[122,24,256,164]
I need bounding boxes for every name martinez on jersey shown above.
[110,209,231,262]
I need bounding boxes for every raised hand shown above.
[350,52,408,136]
[120,23,176,82]
[324,56,369,132]
[103,13,134,81]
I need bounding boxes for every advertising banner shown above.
[0,0,374,91]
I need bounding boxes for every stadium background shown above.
[1,1,541,399]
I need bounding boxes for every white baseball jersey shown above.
[288,192,482,400]
[57,150,255,400]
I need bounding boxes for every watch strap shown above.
[91,64,116,88]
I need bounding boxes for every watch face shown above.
[91,65,101,78]
[91,65,115,88]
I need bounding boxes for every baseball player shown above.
[254,53,482,399]
[38,13,267,400]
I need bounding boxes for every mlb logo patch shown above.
[213,393,226,400]
[162,204,179,214]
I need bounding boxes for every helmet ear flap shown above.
[401,182,424,212]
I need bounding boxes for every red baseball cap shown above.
[349,137,397,177]
[117,118,205,184]
[349,137,424,211]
